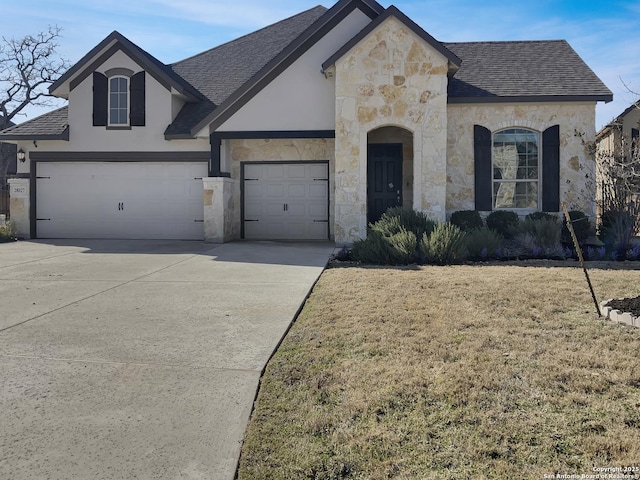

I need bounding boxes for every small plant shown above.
[0,221,16,243]
[561,210,592,245]
[421,222,467,265]
[466,227,504,259]
[486,210,520,239]
[450,210,484,232]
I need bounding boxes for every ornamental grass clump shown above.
[370,207,436,240]
[421,222,467,265]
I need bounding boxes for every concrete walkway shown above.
[0,240,334,480]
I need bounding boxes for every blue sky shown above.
[3,0,640,129]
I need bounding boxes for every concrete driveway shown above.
[0,240,334,480]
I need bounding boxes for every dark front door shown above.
[367,143,403,225]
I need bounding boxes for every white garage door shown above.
[36,162,207,239]
[243,162,329,240]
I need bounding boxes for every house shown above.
[595,102,640,225]
[0,0,612,244]
[596,102,640,157]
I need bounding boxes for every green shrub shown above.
[350,228,419,265]
[514,218,564,257]
[561,210,592,245]
[486,210,520,239]
[0,222,16,243]
[466,227,504,259]
[420,222,467,265]
[371,207,435,240]
[450,210,484,231]
[525,212,559,223]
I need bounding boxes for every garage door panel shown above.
[243,162,328,240]
[266,184,285,197]
[36,162,207,240]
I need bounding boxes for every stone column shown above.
[203,177,238,243]
[8,178,30,239]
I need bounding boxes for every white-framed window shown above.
[492,128,540,210]
[108,76,129,126]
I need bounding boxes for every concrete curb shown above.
[600,299,639,328]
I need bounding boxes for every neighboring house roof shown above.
[0,106,69,140]
[445,40,613,103]
[596,101,640,140]
[0,1,614,141]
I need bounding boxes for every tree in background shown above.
[0,26,69,182]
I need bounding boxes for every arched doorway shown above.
[367,126,414,224]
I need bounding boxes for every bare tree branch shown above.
[0,25,69,130]
[0,25,69,184]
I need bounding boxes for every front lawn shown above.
[237,262,640,480]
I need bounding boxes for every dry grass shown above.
[237,261,640,480]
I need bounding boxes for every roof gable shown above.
[49,31,202,102]
[172,0,385,138]
[322,5,461,72]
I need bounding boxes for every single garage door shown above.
[243,162,329,240]
[36,162,207,239]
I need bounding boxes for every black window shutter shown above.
[130,71,145,126]
[92,72,108,126]
[542,125,560,212]
[474,125,493,211]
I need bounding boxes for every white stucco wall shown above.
[216,9,372,132]
[31,50,208,156]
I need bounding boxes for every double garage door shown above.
[243,162,329,240]
[36,162,207,240]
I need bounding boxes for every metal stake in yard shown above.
[561,202,601,317]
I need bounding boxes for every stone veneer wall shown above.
[446,102,597,215]
[229,138,335,238]
[334,16,449,244]
[7,178,30,238]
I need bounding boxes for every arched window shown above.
[108,76,129,126]
[492,128,539,210]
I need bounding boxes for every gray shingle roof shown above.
[0,106,69,140]
[0,4,613,140]
[166,5,328,137]
[444,40,612,102]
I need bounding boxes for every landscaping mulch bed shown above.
[606,295,640,317]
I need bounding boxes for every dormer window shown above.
[109,76,129,126]
[93,70,145,128]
